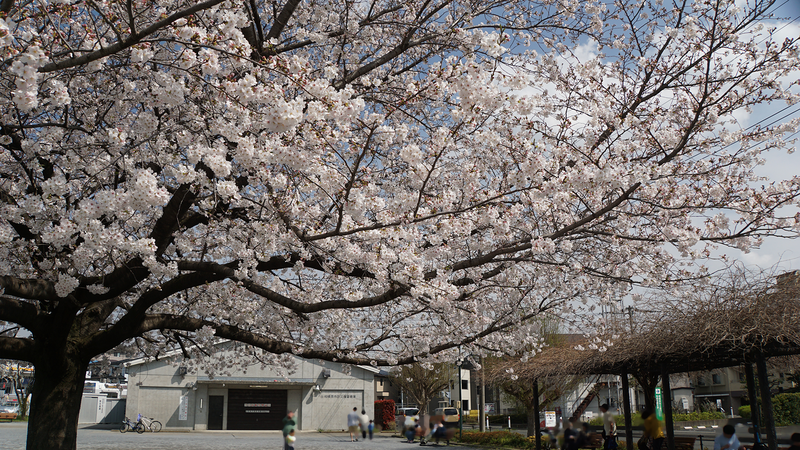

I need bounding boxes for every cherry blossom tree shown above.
[388,362,453,417]
[0,0,799,448]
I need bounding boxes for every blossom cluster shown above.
[0,0,798,370]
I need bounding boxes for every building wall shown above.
[126,349,374,431]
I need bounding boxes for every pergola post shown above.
[480,355,486,432]
[621,371,634,450]
[533,378,542,450]
[744,362,763,447]
[660,366,675,450]
[756,352,778,450]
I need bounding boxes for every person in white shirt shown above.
[358,409,370,440]
[600,404,617,450]
[347,407,360,442]
[714,425,745,450]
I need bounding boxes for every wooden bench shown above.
[673,436,696,450]
[0,412,18,422]
[579,432,604,450]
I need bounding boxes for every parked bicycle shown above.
[137,414,163,433]
[119,416,143,433]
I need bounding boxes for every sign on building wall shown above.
[179,395,188,421]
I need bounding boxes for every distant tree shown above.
[485,318,580,436]
[388,363,453,417]
[0,360,33,419]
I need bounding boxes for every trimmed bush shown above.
[739,405,751,420]
[589,412,644,427]
[374,399,396,430]
[588,411,723,427]
[458,430,537,448]
[671,411,725,422]
[738,393,800,425]
[772,393,800,426]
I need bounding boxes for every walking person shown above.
[358,409,369,440]
[600,403,618,450]
[368,420,375,440]
[563,418,579,450]
[282,410,296,450]
[347,407,360,442]
[285,429,296,450]
[640,407,664,450]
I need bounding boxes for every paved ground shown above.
[2,422,797,450]
[0,423,479,450]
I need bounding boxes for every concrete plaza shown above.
[0,423,481,450]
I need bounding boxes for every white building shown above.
[125,344,376,431]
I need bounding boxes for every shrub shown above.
[374,399,396,430]
[589,411,724,426]
[772,393,800,426]
[458,430,536,448]
[739,405,751,420]
[738,393,800,426]
[671,411,726,422]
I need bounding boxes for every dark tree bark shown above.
[26,343,90,449]
[633,372,660,412]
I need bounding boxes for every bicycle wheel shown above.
[150,421,162,432]
[135,423,146,434]
[119,422,129,433]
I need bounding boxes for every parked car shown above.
[0,402,19,420]
[432,407,460,428]
[395,407,420,430]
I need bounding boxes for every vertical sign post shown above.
[655,387,664,421]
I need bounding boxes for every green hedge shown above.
[739,393,800,426]
[588,411,724,427]
[739,405,751,420]
[671,411,726,422]
[772,393,800,426]
[589,413,644,427]
[457,430,537,449]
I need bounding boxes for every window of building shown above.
[697,377,707,386]
[712,374,722,385]
[462,380,468,390]
[739,372,746,383]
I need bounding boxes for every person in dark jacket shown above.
[282,410,296,450]
[564,418,579,450]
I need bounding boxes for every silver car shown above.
[0,402,20,415]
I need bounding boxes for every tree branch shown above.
[0,336,36,362]
[39,0,228,72]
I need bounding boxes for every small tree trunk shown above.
[527,404,537,437]
[634,373,659,412]
[26,353,89,450]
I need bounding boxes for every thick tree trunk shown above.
[527,404,537,437]
[26,351,89,450]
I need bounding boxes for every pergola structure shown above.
[522,271,800,450]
